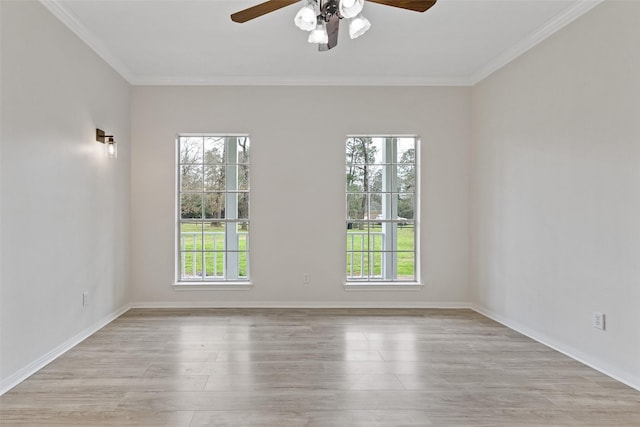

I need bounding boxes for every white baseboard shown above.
[0,304,131,396]
[471,304,640,392]
[129,301,473,309]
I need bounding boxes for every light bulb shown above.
[348,14,370,39]
[339,0,363,18]
[106,138,117,158]
[294,2,317,31]
[308,23,328,44]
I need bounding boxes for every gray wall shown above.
[471,0,640,388]
[130,85,471,306]
[1,0,131,387]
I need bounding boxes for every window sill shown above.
[343,282,423,291]
[173,282,253,291]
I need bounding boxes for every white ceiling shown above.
[41,0,603,85]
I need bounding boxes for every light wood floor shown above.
[1,309,639,426]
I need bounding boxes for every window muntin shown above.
[177,135,250,282]
[346,136,417,282]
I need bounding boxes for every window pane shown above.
[369,252,384,278]
[396,163,415,192]
[396,138,415,163]
[180,222,202,251]
[347,222,371,252]
[347,253,365,279]
[397,225,414,252]
[346,166,365,192]
[204,137,225,164]
[346,137,375,165]
[204,166,225,191]
[237,193,249,220]
[180,251,200,279]
[180,194,202,219]
[203,225,224,251]
[369,193,385,220]
[368,225,384,251]
[236,221,250,234]
[180,165,203,191]
[373,195,393,220]
[367,165,383,191]
[346,138,383,165]
[396,252,415,281]
[346,251,370,278]
[236,137,250,164]
[238,165,250,190]
[347,193,366,220]
[396,193,415,220]
[370,138,384,164]
[180,137,203,164]
[237,229,249,251]
[203,251,224,278]
[204,193,225,220]
[238,251,249,277]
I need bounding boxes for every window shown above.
[177,135,250,282]
[346,136,417,282]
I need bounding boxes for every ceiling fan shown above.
[231,0,437,51]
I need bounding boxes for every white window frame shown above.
[345,135,420,286]
[175,134,250,285]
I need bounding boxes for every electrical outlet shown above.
[303,273,310,284]
[82,292,89,307]
[592,312,605,330]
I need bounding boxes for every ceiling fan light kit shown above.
[231,0,437,51]
[294,1,318,31]
[295,0,370,45]
[339,0,364,18]
[348,14,371,39]
[308,23,329,43]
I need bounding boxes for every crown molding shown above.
[39,0,136,84]
[469,0,606,85]
[129,75,474,87]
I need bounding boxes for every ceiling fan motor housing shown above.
[320,0,341,21]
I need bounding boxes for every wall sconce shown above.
[96,128,117,158]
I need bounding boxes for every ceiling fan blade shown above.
[319,14,340,51]
[365,0,436,13]
[231,0,300,23]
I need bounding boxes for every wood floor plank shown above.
[201,372,406,391]
[0,410,195,426]
[189,410,437,426]
[1,308,639,426]
[11,376,209,393]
